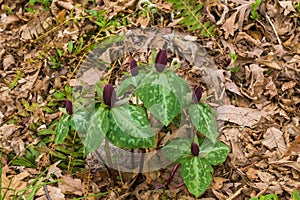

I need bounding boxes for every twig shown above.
[226,185,246,200]
[43,184,52,200]
[265,14,282,45]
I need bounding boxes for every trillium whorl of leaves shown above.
[103,84,116,107]
[65,99,73,115]
[130,59,139,76]
[155,49,168,72]
[192,85,203,103]
[191,142,200,156]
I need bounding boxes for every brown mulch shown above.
[0,0,299,199]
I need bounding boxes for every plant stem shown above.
[138,148,146,174]
[104,139,117,183]
[173,181,184,189]
[155,163,180,189]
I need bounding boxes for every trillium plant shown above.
[55,49,229,198]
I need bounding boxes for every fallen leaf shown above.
[58,175,84,196]
[217,105,268,127]
[278,1,296,16]
[285,134,300,156]
[262,127,287,154]
[281,81,297,92]
[221,12,238,39]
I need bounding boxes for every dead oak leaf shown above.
[58,175,84,196]
[262,127,287,154]
[217,105,268,127]
[278,1,296,16]
[221,11,238,39]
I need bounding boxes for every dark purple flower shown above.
[155,49,168,72]
[103,84,116,107]
[192,85,203,103]
[65,99,73,115]
[191,142,199,156]
[130,59,139,76]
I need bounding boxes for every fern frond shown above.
[167,0,223,53]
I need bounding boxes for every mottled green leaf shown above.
[116,71,146,97]
[70,110,90,134]
[181,157,213,198]
[55,114,70,144]
[162,139,191,163]
[107,106,155,149]
[200,141,229,165]
[136,71,189,126]
[188,103,218,143]
[84,107,109,153]
[111,104,153,139]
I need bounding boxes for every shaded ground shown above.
[0,0,299,199]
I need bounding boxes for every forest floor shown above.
[0,0,300,199]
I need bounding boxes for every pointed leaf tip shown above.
[65,99,73,115]
[103,84,116,107]
[192,85,203,103]
[130,59,139,76]
[155,49,167,72]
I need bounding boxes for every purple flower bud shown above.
[192,85,203,103]
[65,99,73,115]
[155,49,168,72]
[103,84,116,107]
[191,142,199,156]
[130,59,139,76]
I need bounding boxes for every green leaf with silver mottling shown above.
[136,71,191,126]
[201,141,229,165]
[181,157,213,198]
[70,110,90,134]
[137,83,180,126]
[55,114,70,144]
[106,108,155,149]
[164,71,191,107]
[111,104,154,139]
[116,71,146,97]
[188,103,218,143]
[162,138,191,163]
[84,107,109,153]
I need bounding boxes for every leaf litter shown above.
[0,0,299,199]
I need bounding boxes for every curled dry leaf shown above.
[262,127,287,154]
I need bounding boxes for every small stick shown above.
[265,14,282,45]
[43,184,52,200]
[227,185,246,200]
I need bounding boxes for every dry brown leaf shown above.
[217,105,268,127]
[221,12,238,39]
[246,168,258,181]
[264,76,277,99]
[257,171,275,183]
[1,165,30,199]
[58,175,84,196]
[225,81,242,96]
[281,81,297,92]
[262,127,287,154]
[285,134,300,156]
[278,1,296,16]
[35,185,65,200]
[3,54,15,70]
